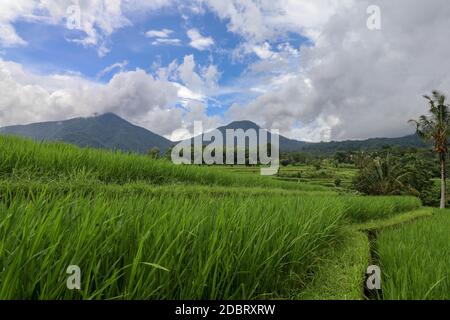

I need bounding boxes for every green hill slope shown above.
[0,113,174,154]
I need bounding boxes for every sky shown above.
[0,0,450,142]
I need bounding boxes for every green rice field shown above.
[0,135,446,300]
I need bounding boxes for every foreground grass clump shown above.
[0,135,325,191]
[0,191,345,299]
[377,211,450,299]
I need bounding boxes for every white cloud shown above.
[199,0,349,44]
[0,0,174,54]
[96,60,128,78]
[226,0,450,141]
[155,54,222,119]
[167,100,221,140]
[151,38,181,46]
[187,28,214,50]
[0,59,187,136]
[145,28,173,38]
[0,0,36,46]
[174,82,205,103]
[162,54,220,95]
[0,23,27,47]
[0,56,226,138]
[177,55,204,91]
[202,64,220,90]
[252,42,276,60]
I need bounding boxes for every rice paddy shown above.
[0,135,445,300]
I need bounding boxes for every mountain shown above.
[186,120,308,151]
[0,113,173,154]
[185,120,427,153]
[301,134,428,154]
[0,113,429,155]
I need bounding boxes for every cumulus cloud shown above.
[167,100,221,141]
[252,42,276,60]
[145,28,181,46]
[187,28,214,50]
[145,28,173,38]
[158,54,220,101]
[199,0,348,44]
[0,59,188,136]
[0,0,36,46]
[177,55,204,91]
[151,38,181,46]
[225,0,450,141]
[0,55,224,138]
[202,64,220,90]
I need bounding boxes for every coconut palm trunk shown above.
[440,152,446,209]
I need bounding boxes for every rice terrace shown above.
[0,121,449,300]
[0,0,449,311]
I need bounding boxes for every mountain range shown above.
[0,113,428,155]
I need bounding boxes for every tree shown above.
[148,147,160,160]
[333,151,348,164]
[354,154,403,195]
[354,151,370,169]
[409,91,450,209]
[353,153,433,200]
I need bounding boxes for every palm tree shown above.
[409,91,450,209]
[353,153,414,196]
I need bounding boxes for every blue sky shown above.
[0,1,326,140]
[2,4,308,116]
[0,1,446,141]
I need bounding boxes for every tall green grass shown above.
[0,178,420,224]
[342,196,421,222]
[376,211,450,300]
[0,135,325,191]
[0,178,336,200]
[0,191,345,299]
[0,134,426,300]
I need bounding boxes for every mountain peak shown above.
[0,112,173,154]
[94,112,125,121]
[97,112,119,118]
[92,112,136,127]
[222,120,261,130]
